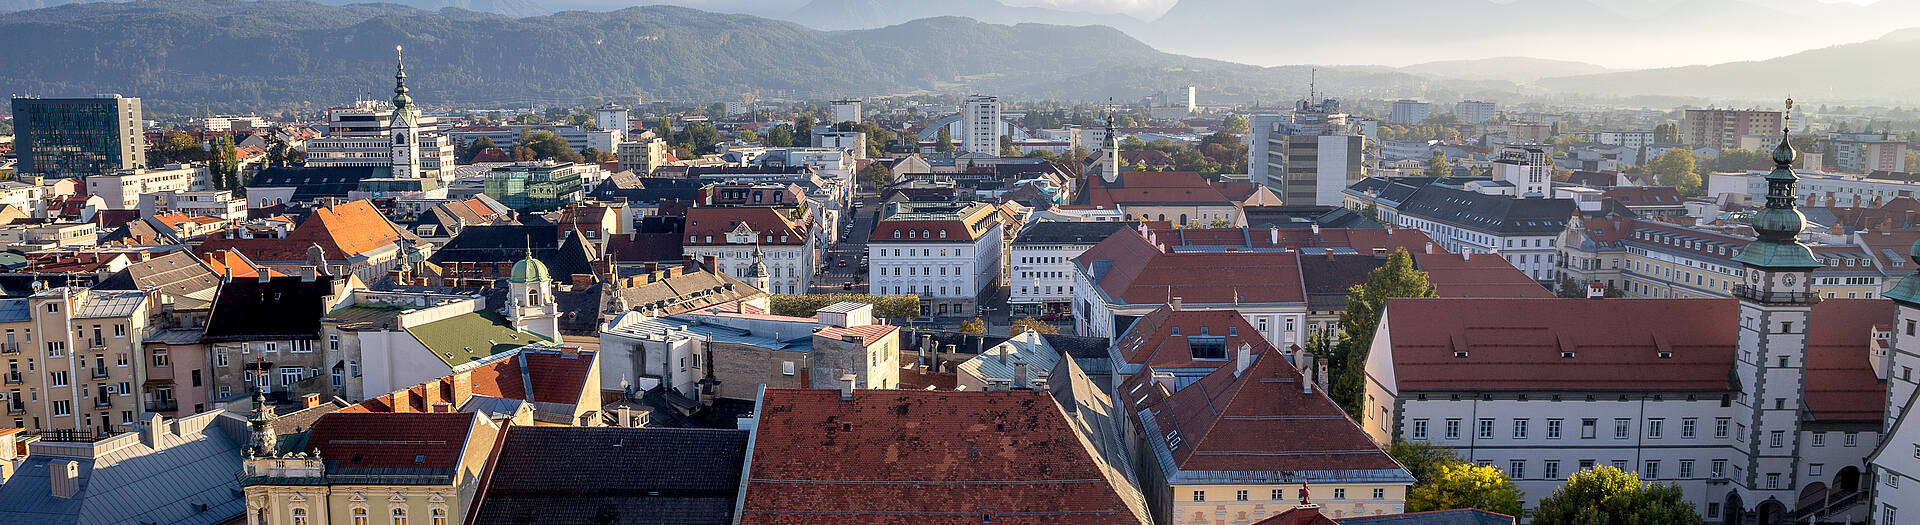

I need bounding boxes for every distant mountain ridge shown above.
[0,0,1458,112]
[1400,57,1613,83]
[1534,28,1920,103]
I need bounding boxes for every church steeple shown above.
[391,45,412,110]
[1731,98,1822,272]
[246,388,278,457]
[1101,112,1120,184]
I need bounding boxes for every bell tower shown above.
[1728,98,1822,510]
[389,45,421,179]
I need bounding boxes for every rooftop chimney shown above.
[1013,361,1030,390]
[1463,250,1472,261]
[1316,356,1329,391]
[50,460,78,499]
[1302,354,1315,395]
[140,412,164,450]
[1425,242,1434,254]
[839,373,857,400]
[1269,226,1279,245]
[1235,343,1252,377]
[1311,223,1320,235]
[1170,296,1182,311]
[303,393,321,408]
[998,344,1008,364]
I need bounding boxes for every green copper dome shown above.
[1771,136,1796,166]
[1889,239,1920,305]
[1732,104,1823,270]
[510,252,549,283]
[391,45,413,109]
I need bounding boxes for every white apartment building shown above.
[830,99,862,124]
[137,190,246,220]
[868,201,1003,317]
[1390,100,1431,124]
[1008,221,1133,317]
[1454,100,1498,124]
[86,165,205,210]
[1569,130,1656,149]
[0,181,46,218]
[1247,97,1368,206]
[813,131,867,160]
[960,95,1002,157]
[1709,169,1920,208]
[594,103,629,141]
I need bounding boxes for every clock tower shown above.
[1727,99,1822,515]
[389,45,421,179]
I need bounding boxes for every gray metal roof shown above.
[71,290,148,319]
[0,411,247,525]
[605,313,809,352]
[958,332,1062,385]
[0,298,29,323]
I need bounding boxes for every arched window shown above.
[393,508,407,525]
[921,229,930,238]
[1179,214,1188,225]
[527,288,540,306]
[893,230,901,239]
[353,508,368,525]
[939,229,948,238]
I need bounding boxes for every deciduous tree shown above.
[1407,463,1526,517]
[1533,466,1701,525]
[1012,317,1058,335]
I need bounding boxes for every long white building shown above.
[304,48,455,180]
[867,201,1003,317]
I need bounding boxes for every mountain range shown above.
[0,0,1464,113]
[0,0,1913,111]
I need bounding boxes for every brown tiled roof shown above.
[1251,506,1339,525]
[1077,228,1305,306]
[1410,251,1551,298]
[344,349,596,412]
[1602,186,1684,206]
[1805,299,1894,422]
[683,207,807,246]
[1079,171,1234,208]
[1115,307,1272,369]
[739,389,1147,525]
[197,200,407,262]
[305,412,475,469]
[1124,342,1408,476]
[1382,298,1892,401]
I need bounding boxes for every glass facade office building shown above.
[11,95,146,177]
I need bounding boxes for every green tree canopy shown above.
[959,317,986,334]
[1222,114,1250,135]
[936,126,956,153]
[1425,150,1451,177]
[1386,440,1461,486]
[147,131,206,167]
[1533,466,1701,525]
[458,136,497,164]
[1331,249,1435,417]
[766,125,794,148]
[1012,317,1059,335]
[1648,149,1701,196]
[1407,463,1526,517]
[517,131,582,162]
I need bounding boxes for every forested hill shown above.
[0,0,1447,113]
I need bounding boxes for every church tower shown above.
[1728,98,1822,512]
[389,45,422,180]
[505,247,560,341]
[1101,115,1120,184]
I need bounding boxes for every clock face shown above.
[1749,272,1763,286]
[1781,273,1798,287]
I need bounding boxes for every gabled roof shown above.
[94,250,221,304]
[1380,298,1892,404]
[1114,307,1269,370]
[1396,185,1576,235]
[1075,171,1235,208]
[305,412,476,472]
[203,276,335,341]
[740,389,1149,525]
[470,426,749,525]
[0,411,246,525]
[683,207,808,246]
[345,347,597,414]
[428,225,597,281]
[1124,342,1411,482]
[197,200,410,263]
[1076,228,1305,306]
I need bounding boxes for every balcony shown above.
[90,367,111,379]
[1732,285,1819,306]
[5,402,21,414]
[3,371,19,385]
[0,342,17,355]
[93,397,113,409]
[88,337,106,349]
[146,399,178,412]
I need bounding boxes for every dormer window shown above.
[940,229,949,238]
[893,230,901,239]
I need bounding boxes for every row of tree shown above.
[1389,440,1698,523]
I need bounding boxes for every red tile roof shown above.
[1252,506,1340,525]
[344,349,596,412]
[683,207,808,246]
[1115,307,1272,369]
[1410,251,1551,298]
[305,412,476,470]
[739,388,1146,525]
[1805,299,1894,422]
[1080,171,1235,208]
[1380,298,1894,401]
[1078,228,1306,306]
[1124,343,1407,475]
[197,200,407,262]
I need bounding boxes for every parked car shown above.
[842,281,855,290]
[1038,312,1073,322]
